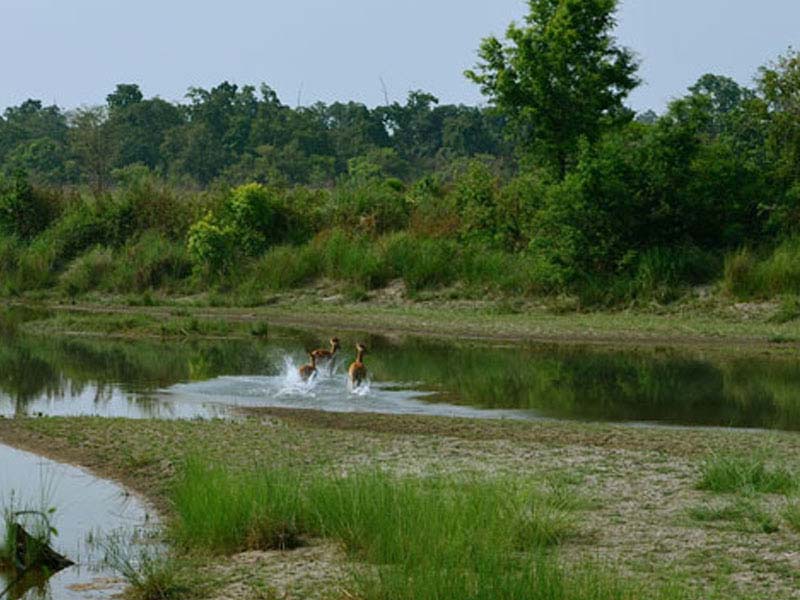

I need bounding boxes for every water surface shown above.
[0,443,153,599]
[3,325,800,430]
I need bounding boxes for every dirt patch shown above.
[208,542,350,600]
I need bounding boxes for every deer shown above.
[311,337,340,363]
[298,353,317,382]
[348,343,368,387]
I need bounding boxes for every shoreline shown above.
[7,297,800,354]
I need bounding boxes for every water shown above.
[0,443,154,600]
[2,325,800,430]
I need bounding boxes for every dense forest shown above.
[2,0,800,307]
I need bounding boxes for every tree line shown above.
[0,84,508,190]
[1,0,799,305]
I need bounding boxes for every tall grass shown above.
[697,453,798,495]
[724,239,800,299]
[170,458,683,600]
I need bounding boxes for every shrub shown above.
[247,244,320,291]
[59,247,115,296]
[382,233,457,290]
[723,248,758,298]
[329,178,410,234]
[113,231,193,292]
[186,212,236,275]
[630,246,718,302]
[0,171,60,240]
[314,229,388,288]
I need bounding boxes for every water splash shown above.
[347,377,372,396]
[277,356,319,397]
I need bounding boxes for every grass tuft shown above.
[697,453,797,495]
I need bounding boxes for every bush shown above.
[329,178,410,234]
[0,171,60,240]
[630,246,718,302]
[112,231,193,292]
[186,211,236,275]
[724,239,800,299]
[723,248,758,298]
[59,247,115,296]
[246,244,321,291]
[314,229,388,288]
[382,233,457,290]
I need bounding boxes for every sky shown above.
[1,0,798,115]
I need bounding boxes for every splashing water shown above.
[161,353,527,420]
[277,356,320,397]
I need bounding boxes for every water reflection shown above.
[2,326,800,429]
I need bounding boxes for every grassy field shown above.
[1,411,800,599]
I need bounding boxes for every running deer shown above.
[348,343,368,387]
[298,353,317,381]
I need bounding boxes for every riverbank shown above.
[6,291,800,352]
[1,412,799,599]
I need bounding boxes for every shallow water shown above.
[0,443,153,599]
[3,325,800,429]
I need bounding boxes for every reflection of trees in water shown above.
[0,335,275,415]
[367,339,800,430]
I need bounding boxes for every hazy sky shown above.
[1,0,798,114]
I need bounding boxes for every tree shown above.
[69,106,117,193]
[759,49,800,183]
[466,0,639,176]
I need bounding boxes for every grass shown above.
[688,497,780,534]
[103,540,193,600]
[697,453,798,495]
[170,457,678,600]
[783,500,800,533]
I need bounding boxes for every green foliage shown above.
[226,183,284,255]
[59,246,115,296]
[724,239,800,299]
[246,244,320,291]
[0,171,59,240]
[329,176,411,234]
[466,0,639,175]
[313,229,388,288]
[112,232,193,292]
[186,211,236,274]
[382,232,458,290]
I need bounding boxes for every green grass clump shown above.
[104,540,192,600]
[783,500,800,533]
[170,458,304,553]
[170,459,682,600]
[697,453,797,495]
[688,497,779,533]
[724,239,800,300]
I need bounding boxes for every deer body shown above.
[311,337,340,362]
[348,343,368,387]
[298,353,317,381]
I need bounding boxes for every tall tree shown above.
[69,106,117,193]
[466,0,639,176]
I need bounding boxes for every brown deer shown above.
[348,343,368,387]
[298,353,317,381]
[311,337,340,362]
